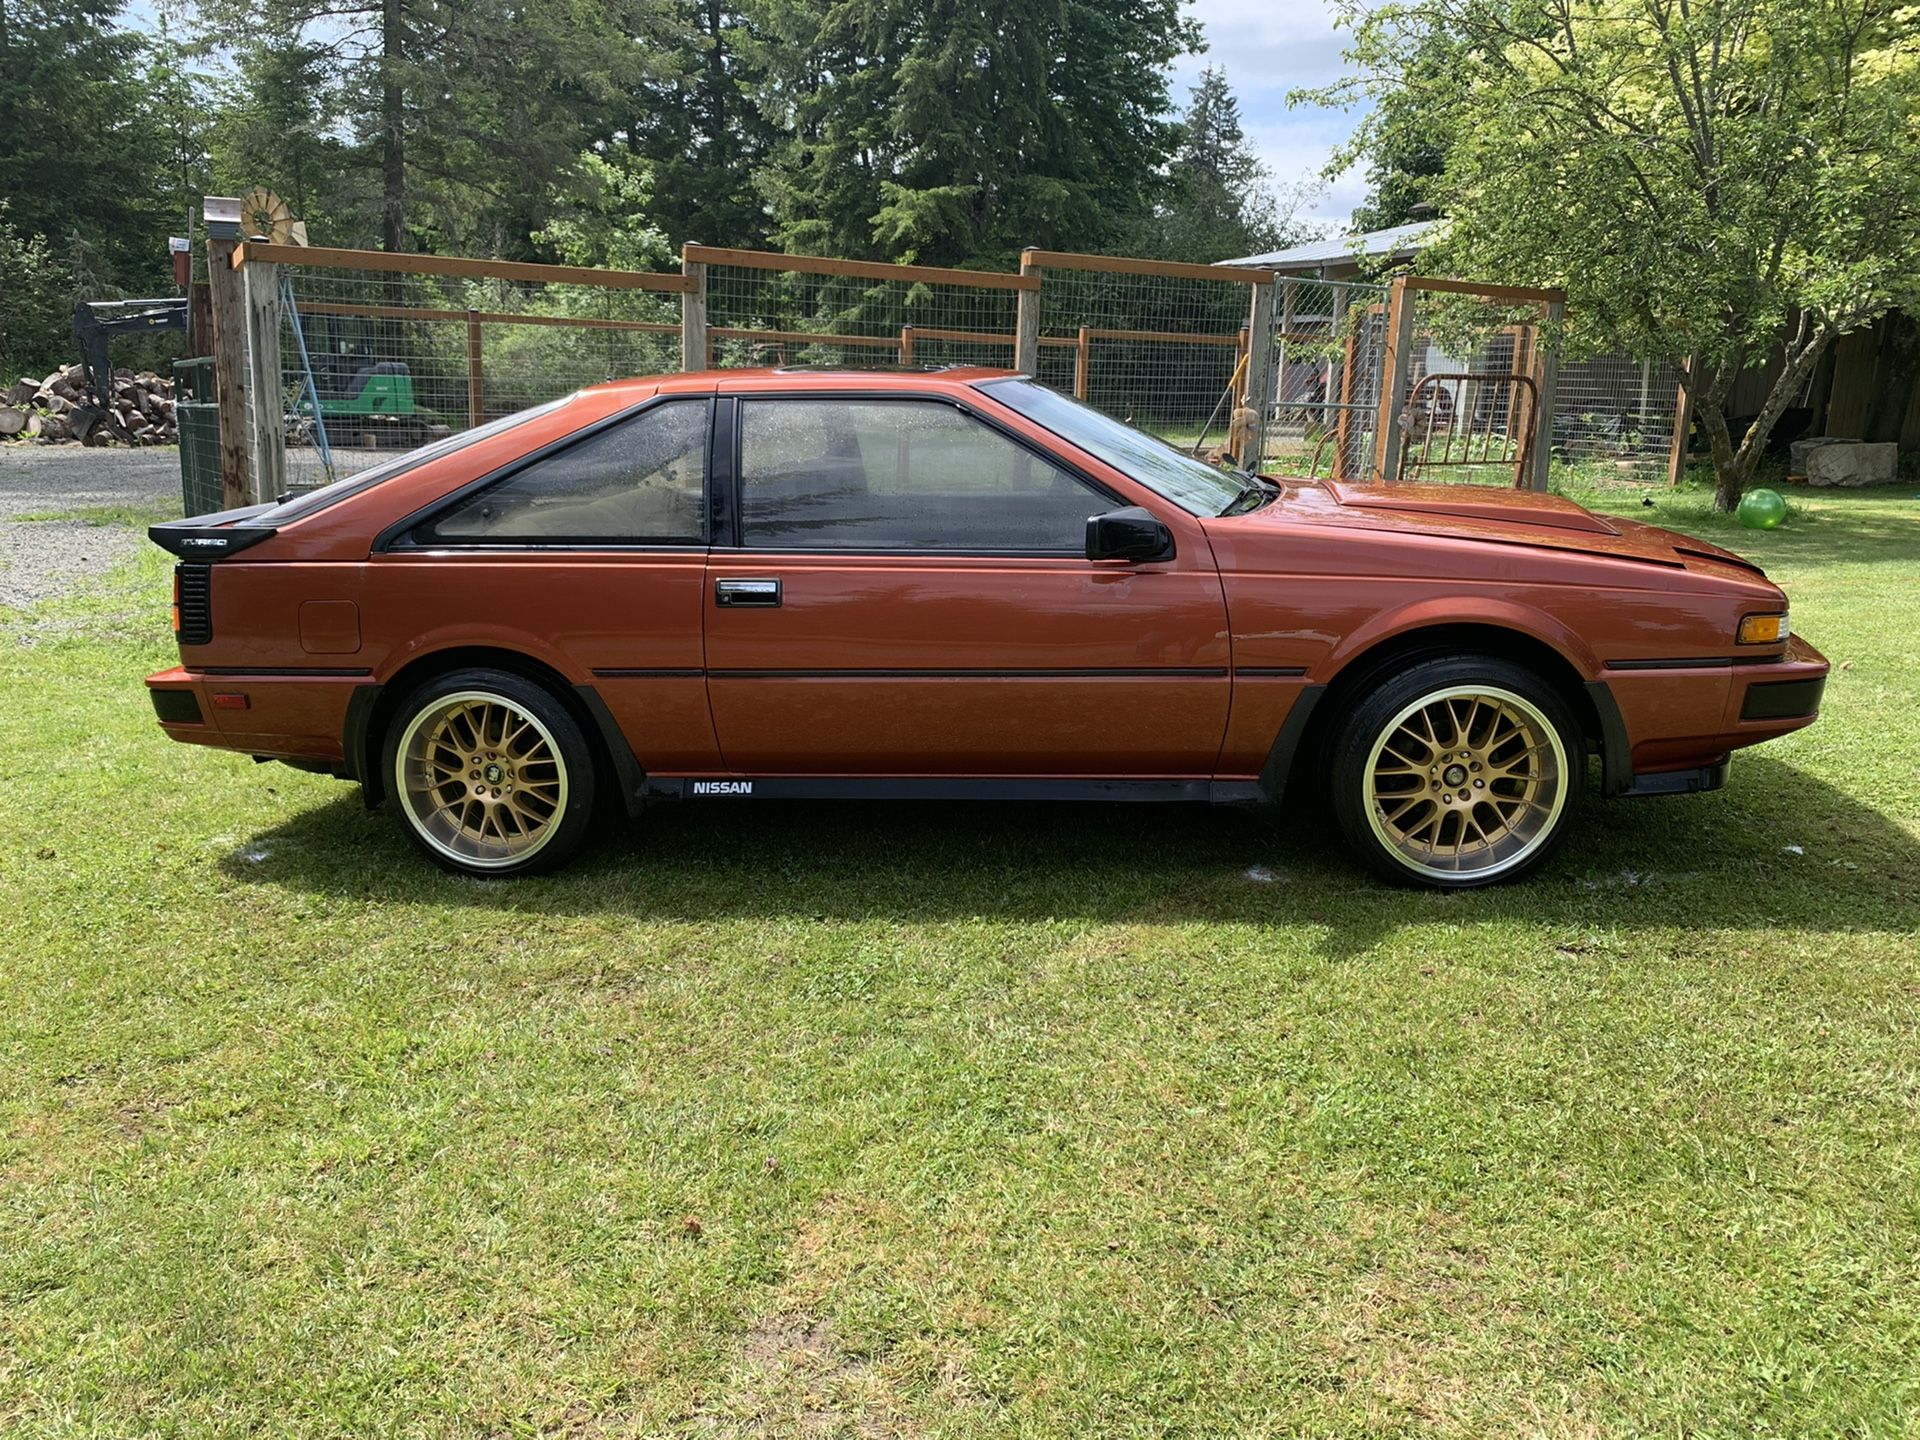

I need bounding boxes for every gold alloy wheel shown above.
[394,690,569,869]
[1364,684,1568,880]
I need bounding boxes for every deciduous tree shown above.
[1324,0,1920,507]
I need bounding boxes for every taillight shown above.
[174,564,213,645]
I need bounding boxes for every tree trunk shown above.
[1700,402,1749,510]
[381,0,405,252]
[1703,324,1836,510]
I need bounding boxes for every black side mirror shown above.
[1086,506,1174,563]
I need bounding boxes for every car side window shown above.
[421,400,708,544]
[739,399,1104,551]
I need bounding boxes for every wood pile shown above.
[0,364,180,447]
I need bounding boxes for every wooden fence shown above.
[205,196,1561,505]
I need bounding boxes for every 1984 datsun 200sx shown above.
[145,367,1827,887]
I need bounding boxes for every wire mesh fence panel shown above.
[1028,257,1259,451]
[1551,353,1683,485]
[243,243,1658,502]
[1367,286,1565,487]
[1400,319,1535,485]
[699,251,1026,373]
[270,261,682,491]
[1263,278,1390,479]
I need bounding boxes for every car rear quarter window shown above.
[739,399,1102,551]
[420,400,709,545]
[253,396,572,527]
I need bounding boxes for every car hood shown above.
[1233,481,1768,578]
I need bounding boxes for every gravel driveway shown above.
[0,446,181,610]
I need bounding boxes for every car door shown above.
[701,392,1232,777]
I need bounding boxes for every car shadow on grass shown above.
[220,754,1919,955]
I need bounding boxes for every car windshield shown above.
[977,377,1246,516]
[251,396,574,527]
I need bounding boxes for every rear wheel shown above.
[1330,657,1580,888]
[382,668,595,876]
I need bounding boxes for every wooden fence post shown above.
[1528,298,1564,491]
[1666,357,1694,486]
[466,310,483,428]
[1371,276,1415,483]
[1276,279,1295,431]
[1015,249,1042,375]
[680,245,708,372]
[1073,326,1091,399]
[203,196,254,509]
[899,325,914,366]
[1243,280,1277,470]
[244,257,285,501]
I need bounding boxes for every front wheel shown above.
[382,668,596,876]
[1330,658,1581,888]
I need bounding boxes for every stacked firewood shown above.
[0,365,180,446]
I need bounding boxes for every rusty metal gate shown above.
[1370,276,1565,489]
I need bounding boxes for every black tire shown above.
[380,667,596,877]
[1329,656,1582,889]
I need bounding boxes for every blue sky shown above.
[1174,0,1367,231]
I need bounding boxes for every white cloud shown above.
[1176,0,1371,229]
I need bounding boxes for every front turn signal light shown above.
[1738,613,1789,645]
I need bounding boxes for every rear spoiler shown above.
[148,503,278,558]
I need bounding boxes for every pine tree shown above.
[0,1,163,287]
[755,0,1200,266]
[1153,65,1295,262]
[618,0,774,249]
[185,0,683,255]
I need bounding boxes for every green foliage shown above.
[185,0,685,255]
[755,0,1201,265]
[1343,31,1457,233]
[0,203,75,379]
[1322,0,1920,507]
[532,152,674,272]
[207,38,359,243]
[617,0,776,249]
[0,1,177,293]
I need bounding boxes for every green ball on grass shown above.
[1737,487,1787,529]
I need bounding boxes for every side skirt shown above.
[641,777,1229,803]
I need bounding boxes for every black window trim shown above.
[722,389,1130,559]
[375,394,718,554]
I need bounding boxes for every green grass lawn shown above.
[1,481,1916,1438]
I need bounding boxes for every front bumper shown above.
[1591,634,1829,796]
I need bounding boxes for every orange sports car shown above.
[146,368,1826,887]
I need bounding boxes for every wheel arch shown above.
[1278,618,1604,811]
[348,645,642,813]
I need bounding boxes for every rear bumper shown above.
[145,664,366,766]
[1590,635,1829,796]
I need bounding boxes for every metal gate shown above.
[1370,276,1565,489]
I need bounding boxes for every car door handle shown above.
[715,577,782,608]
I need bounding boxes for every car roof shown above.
[574,366,1020,402]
